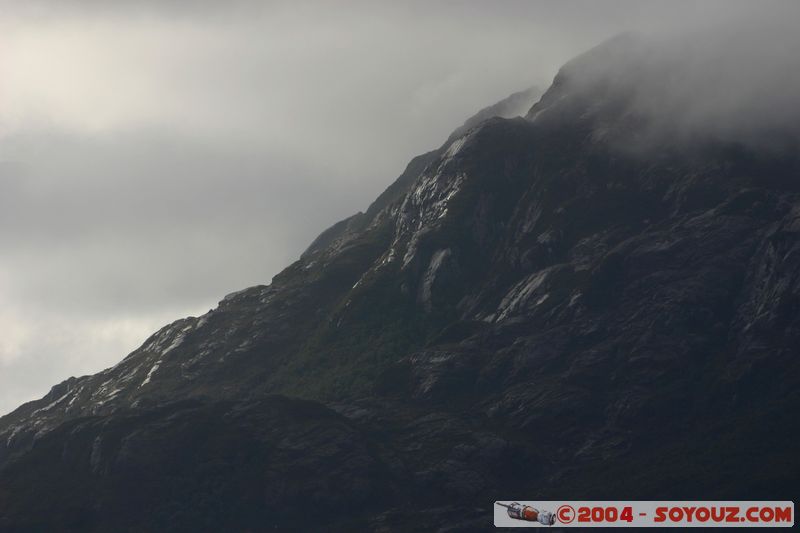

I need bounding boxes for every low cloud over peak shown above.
[533,8,800,150]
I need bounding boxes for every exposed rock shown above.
[2,35,799,531]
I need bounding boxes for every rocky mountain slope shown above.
[2,35,799,531]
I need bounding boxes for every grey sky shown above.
[0,0,796,415]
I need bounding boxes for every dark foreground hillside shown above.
[1,36,798,531]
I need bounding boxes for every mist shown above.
[544,5,800,151]
[0,0,796,415]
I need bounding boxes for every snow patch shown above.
[233,339,253,353]
[442,130,475,161]
[195,314,210,329]
[161,334,185,356]
[496,269,552,321]
[568,292,582,307]
[117,363,143,384]
[5,425,23,447]
[66,386,84,408]
[420,248,451,310]
[444,136,467,159]
[397,172,464,268]
[32,390,72,415]
[140,362,160,387]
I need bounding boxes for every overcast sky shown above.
[0,0,795,415]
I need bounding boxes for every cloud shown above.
[541,3,800,151]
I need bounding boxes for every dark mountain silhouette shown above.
[1,35,798,532]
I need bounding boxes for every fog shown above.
[547,9,800,150]
[0,0,796,414]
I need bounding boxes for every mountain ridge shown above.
[2,34,799,531]
[0,83,546,463]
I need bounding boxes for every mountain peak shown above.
[2,35,799,531]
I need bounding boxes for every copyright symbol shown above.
[557,505,576,524]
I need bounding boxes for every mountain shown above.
[2,35,799,531]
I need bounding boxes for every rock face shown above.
[2,35,799,531]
